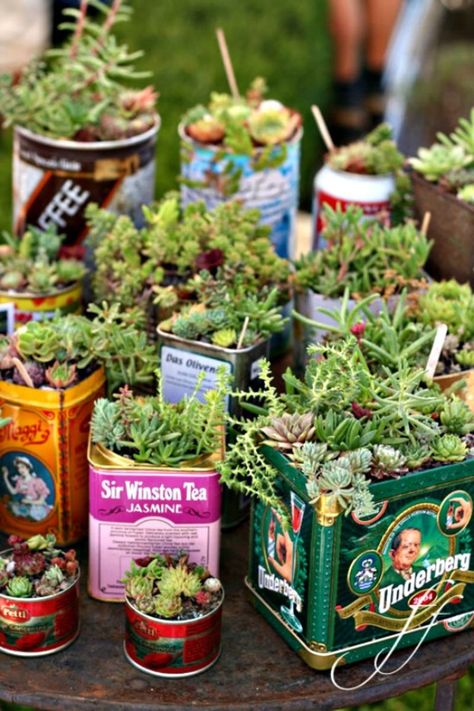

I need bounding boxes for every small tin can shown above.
[0,565,80,657]
[0,281,83,334]
[0,367,105,544]
[124,593,223,677]
[313,165,395,248]
[88,438,224,602]
[434,369,474,414]
[13,122,159,243]
[180,125,302,259]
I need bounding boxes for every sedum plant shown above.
[293,204,430,299]
[0,535,78,598]
[123,552,222,619]
[90,368,228,467]
[87,196,291,327]
[0,225,86,294]
[410,109,474,203]
[181,77,301,181]
[0,0,157,141]
[218,338,474,522]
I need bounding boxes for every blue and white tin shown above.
[179,126,302,259]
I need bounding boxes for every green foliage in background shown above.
[0,0,331,232]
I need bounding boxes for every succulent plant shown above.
[261,413,315,451]
[45,361,78,389]
[328,123,404,175]
[124,552,222,620]
[211,329,238,349]
[440,397,474,435]
[0,0,157,141]
[401,444,432,469]
[371,445,407,480]
[0,535,77,599]
[432,434,468,463]
[410,144,470,181]
[455,349,474,369]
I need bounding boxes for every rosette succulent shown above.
[0,535,78,598]
[123,552,223,620]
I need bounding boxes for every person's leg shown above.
[328,0,367,144]
[363,0,403,126]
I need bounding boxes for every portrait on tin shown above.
[2,454,53,521]
[382,526,423,586]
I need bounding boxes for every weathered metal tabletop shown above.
[0,525,472,711]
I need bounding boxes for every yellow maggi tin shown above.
[0,281,83,332]
[0,367,105,544]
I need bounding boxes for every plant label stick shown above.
[216,28,240,99]
[311,105,335,152]
[425,323,448,379]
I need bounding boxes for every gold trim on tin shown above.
[314,494,343,527]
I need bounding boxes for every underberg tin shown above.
[313,165,395,249]
[247,448,474,668]
[0,281,83,333]
[180,125,302,259]
[13,122,159,243]
[0,564,80,657]
[0,367,105,544]
[124,593,223,677]
[88,439,224,602]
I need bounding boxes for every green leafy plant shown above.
[0,0,157,141]
[91,368,228,467]
[293,205,430,299]
[0,535,78,598]
[0,225,86,294]
[181,77,301,180]
[123,552,222,619]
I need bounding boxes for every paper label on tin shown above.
[161,345,232,409]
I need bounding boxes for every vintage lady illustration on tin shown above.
[2,454,53,521]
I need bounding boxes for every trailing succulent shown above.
[181,77,301,176]
[325,123,411,223]
[293,204,430,299]
[90,368,228,467]
[0,535,78,598]
[410,109,474,203]
[0,225,86,294]
[0,305,156,395]
[87,196,290,326]
[0,0,157,141]
[218,339,474,522]
[123,552,222,620]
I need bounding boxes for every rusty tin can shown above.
[180,125,302,259]
[13,122,159,243]
[247,448,474,669]
[434,369,474,414]
[0,367,105,544]
[124,593,223,677]
[0,563,80,657]
[0,281,83,334]
[88,438,224,602]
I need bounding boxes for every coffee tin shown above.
[124,592,223,677]
[0,568,80,657]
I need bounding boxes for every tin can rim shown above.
[14,118,160,151]
[433,368,474,384]
[157,326,269,355]
[178,121,303,153]
[319,163,395,181]
[125,587,224,625]
[0,279,83,301]
[0,551,80,602]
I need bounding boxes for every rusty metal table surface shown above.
[0,525,472,711]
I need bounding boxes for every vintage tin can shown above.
[0,281,83,334]
[88,438,224,602]
[179,126,302,259]
[124,593,223,677]
[246,448,474,668]
[0,564,80,657]
[312,165,395,249]
[13,122,159,243]
[0,367,105,544]
[434,369,474,414]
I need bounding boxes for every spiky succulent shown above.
[432,434,468,463]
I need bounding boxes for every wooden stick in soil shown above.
[237,316,250,350]
[216,28,240,100]
[420,211,431,237]
[311,105,335,152]
[425,323,448,380]
[11,358,34,389]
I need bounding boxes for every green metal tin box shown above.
[246,447,474,669]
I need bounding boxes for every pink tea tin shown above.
[88,440,223,602]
